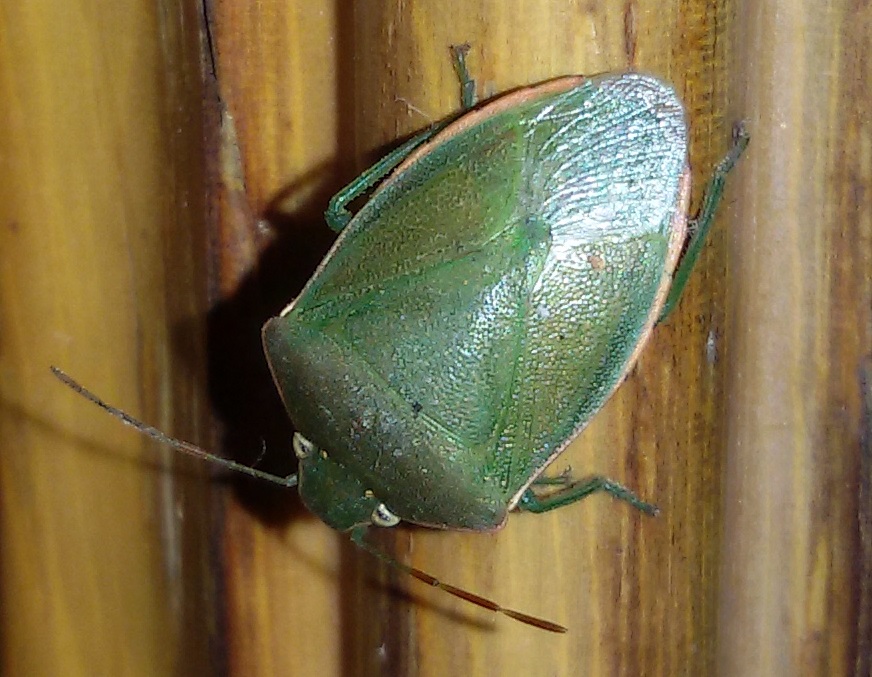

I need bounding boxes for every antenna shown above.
[51,366,567,633]
[50,366,297,488]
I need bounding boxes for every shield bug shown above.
[54,46,748,633]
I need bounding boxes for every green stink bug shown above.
[53,47,747,633]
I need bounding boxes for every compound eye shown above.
[292,432,317,459]
[370,503,401,528]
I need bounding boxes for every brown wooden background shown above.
[2,1,870,675]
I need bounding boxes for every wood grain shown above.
[0,0,212,675]
[2,0,869,675]
[215,2,744,675]
[719,1,872,675]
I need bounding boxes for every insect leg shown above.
[659,122,750,322]
[325,44,481,233]
[450,43,477,110]
[518,476,659,516]
[325,129,445,232]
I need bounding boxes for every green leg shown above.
[518,475,659,516]
[325,132,442,232]
[450,43,478,109]
[658,123,750,322]
[325,44,480,233]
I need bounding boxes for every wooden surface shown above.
[0,1,213,675]
[720,2,872,674]
[1,0,869,675]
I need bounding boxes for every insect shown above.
[54,45,748,633]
